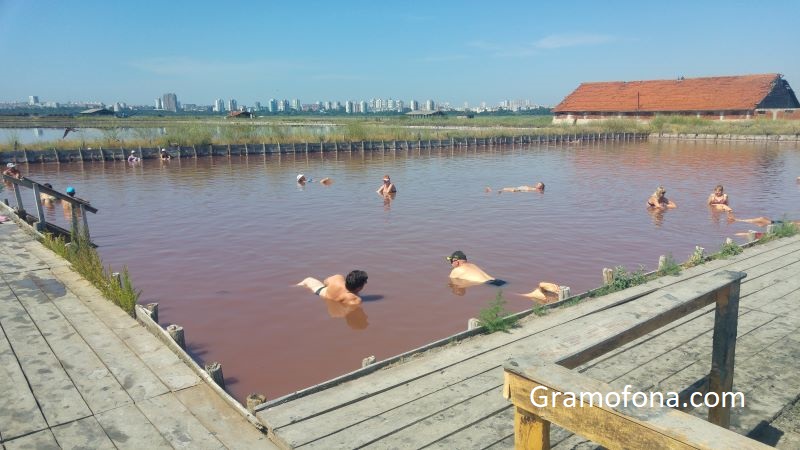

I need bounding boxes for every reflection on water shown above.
[17,140,800,402]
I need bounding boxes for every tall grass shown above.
[42,230,140,315]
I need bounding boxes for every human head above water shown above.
[66,186,76,196]
[714,184,724,194]
[383,174,391,183]
[345,270,368,293]
[535,182,545,191]
[447,250,467,263]
[654,186,666,198]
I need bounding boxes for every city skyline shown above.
[2,1,799,107]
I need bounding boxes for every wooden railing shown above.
[502,270,768,449]
[2,174,97,241]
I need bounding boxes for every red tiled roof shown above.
[553,74,780,113]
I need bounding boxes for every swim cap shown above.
[66,186,76,194]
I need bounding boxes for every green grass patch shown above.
[478,290,518,333]
[590,265,649,297]
[531,303,549,317]
[684,246,707,268]
[715,241,744,259]
[41,230,140,315]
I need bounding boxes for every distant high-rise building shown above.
[155,98,163,109]
[374,98,384,111]
[345,101,354,114]
[396,100,404,111]
[268,98,277,112]
[113,103,122,112]
[323,101,332,111]
[227,99,237,112]
[291,99,300,111]
[387,98,395,110]
[333,101,341,111]
[278,99,288,112]
[254,101,261,111]
[213,99,224,112]
[162,93,178,112]
[359,101,368,113]
[28,96,39,105]
[425,99,435,111]
[410,99,419,111]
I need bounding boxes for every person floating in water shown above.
[160,148,171,160]
[493,181,545,194]
[707,184,732,212]
[297,270,368,306]
[447,251,504,286]
[297,173,332,186]
[39,183,57,205]
[377,174,397,195]
[520,281,562,303]
[128,150,140,162]
[647,186,676,209]
[733,217,800,227]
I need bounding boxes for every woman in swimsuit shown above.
[647,186,676,209]
[707,184,732,212]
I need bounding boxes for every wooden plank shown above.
[136,392,225,449]
[174,383,275,449]
[0,280,92,427]
[30,273,169,402]
[261,237,800,429]
[4,272,132,414]
[94,403,172,450]
[294,371,501,448]
[3,429,60,450]
[114,326,201,391]
[515,407,550,450]
[0,303,49,441]
[426,407,514,449]
[709,283,739,427]
[51,416,115,450]
[504,364,772,450]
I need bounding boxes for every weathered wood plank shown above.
[0,279,92,427]
[4,272,132,414]
[136,392,225,449]
[174,383,275,449]
[0,301,49,441]
[3,429,60,450]
[50,416,116,450]
[31,275,170,402]
[94,403,172,450]
[504,364,771,449]
[114,326,201,391]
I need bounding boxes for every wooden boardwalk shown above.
[257,235,800,449]
[0,221,274,449]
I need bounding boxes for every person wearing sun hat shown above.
[446,250,504,286]
[127,150,140,163]
[3,162,22,179]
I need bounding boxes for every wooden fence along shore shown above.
[0,132,648,164]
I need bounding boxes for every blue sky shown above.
[2,1,799,107]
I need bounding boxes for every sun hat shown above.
[297,174,305,182]
[447,250,467,262]
[131,150,136,154]
[6,163,15,168]
[66,186,76,194]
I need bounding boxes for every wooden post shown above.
[658,255,667,271]
[467,318,481,330]
[766,224,776,234]
[747,230,757,241]
[246,393,266,413]
[145,303,159,322]
[70,201,79,234]
[205,361,225,390]
[31,183,46,231]
[167,324,185,349]
[80,204,89,240]
[361,355,376,368]
[13,181,24,213]
[708,281,741,429]
[514,407,550,450]
[602,268,614,285]
[725,237,734,245]
[54,148,60,163]
[558,286,571,301]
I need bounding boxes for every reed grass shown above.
[41,230,140,315]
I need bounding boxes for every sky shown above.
[2,1,799,108]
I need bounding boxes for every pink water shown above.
[16,140,800,402]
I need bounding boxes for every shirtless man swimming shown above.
[494,181,544,194]
[447,251,504,285]
[297,270,368,306]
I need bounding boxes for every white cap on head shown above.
[297,174,305,181]
[6,163,15,168]
[131,150,136,154]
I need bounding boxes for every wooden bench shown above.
[503,269,770,449]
